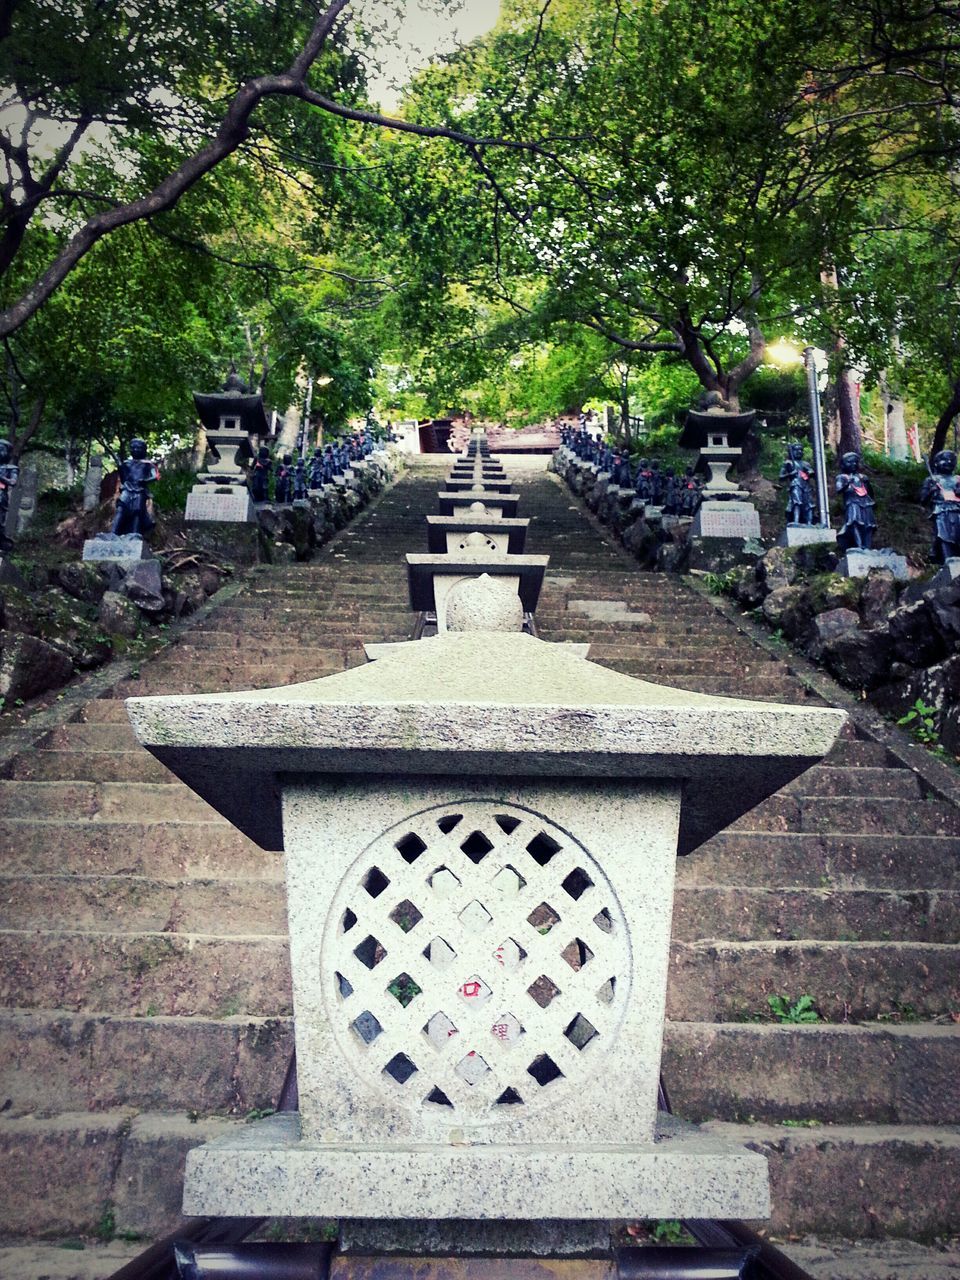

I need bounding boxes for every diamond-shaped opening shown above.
[424,1010,459,1048]
[561,867,594,901]
[527,974,561,1009]
[564,1012,599,1050]
[458,975,492,1006]
[341,908,357,933]
[335,971,353,999]
[596,976,616,1005]
[396,833,426,864]
[425,1087,453,1107]
[495,1086,524,1105]
[458,899,492,933]
[387,972,422,1007]
[560,938,595,971]
[460,830,494,864]
[423,936,457,969]
[363,866,390,898]
[593,907,614,934]
[492,864,526,899]
[490,1012,523,1046]
[437,814,463,834]
[350,1010,382,1044]
[526,831,561,867]
[527,1053,564,1086]
[455,1051,491,1086]
[389,899,423,933]
[527,902,560,934]
[383,1052,417,1085]
[492,937,527,972]
[494,814,521,834]
[428,866,461,899]
[353,934,386,970]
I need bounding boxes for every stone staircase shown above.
[0,461,958,1275]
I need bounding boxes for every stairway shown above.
[0,460,957,1276]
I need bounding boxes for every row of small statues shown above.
[559,428,704,515]
[249,432,378,504]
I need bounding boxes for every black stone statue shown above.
[111,438,158,537]
[678,465,702,517]
[250,446,272,502]
[275,453,294,504]
[310,447,325,489]
[0,438,19,549]
[662,468,680,515]
[779,441,815,526]
[649,460,665,505]
[293,457,308,501]
[920,449,960,563]
[835,451,877,550]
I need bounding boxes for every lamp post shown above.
[766,339,831,531]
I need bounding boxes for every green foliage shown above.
[387,975,423,1007]
[649,1220,692,1244]
[152,467,198,515]
[93,1204,116,1243]
[767,994,821,1024]
[897,699,940,746]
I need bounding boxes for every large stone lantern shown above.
[679,398,761,538]
[126,633,843,1236]
[186,365,269,523]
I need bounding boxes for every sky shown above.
[365,0,502,110]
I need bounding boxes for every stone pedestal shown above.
[185,486,256,524]
[932,558,960,589]
[779,525,837,548]
[839,548,909,581]
[82,533,153,564]
[83,455,104,512]
[692,500,761,540]
[127,632,844,1229]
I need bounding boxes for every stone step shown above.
[0,874,287,934]
[0,931,291,1016]
[680,832,960,890]
[81,698,154,723]
[822,739,893,768]
[0,1009,291,1116]
[43,722,139,750]
[667,939,960,1021]
[0,781,220,823]
[9,750,173,784]
[671,886,959,942]
[0,819,279,878]
[2,1110,956,1240]
[663,1021,960,1125]
[733,795,960,836]
[782,765,921,800]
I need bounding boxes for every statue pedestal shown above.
[692,500,761,540]
[932,557,960,589]
[185,485,256,524]
[839,548,909,581]
[778,525,837,548]
[82,533,153,564]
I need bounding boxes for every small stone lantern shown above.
[127,634,843,1238]
[186,366,269,523]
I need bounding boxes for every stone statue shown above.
[275,453,294,504]
[0,438,19,549]
[835,452,877,550]
[662,468,680,515]
[293,457,308,501]
[920,449,960,562]
[678,465,702,517]
[111,438,158,537]
[250,446,272,503]
[779,441,815,526]
[634,458,653,501]
[611,451,632,487]
[649,460,665,506]
[310,447,325,489]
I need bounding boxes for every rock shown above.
[821,626,893,690]
[198,567,222,597]
[53,562,109,605]
[762,584,812,640]
[873,654,960,722]
[173,572,208,617]
[860,569,897,627]
[729,564,766,611]
[887,599,945,668]
[925,579,960,647]
[270,542,297,565]
[98,590,141,638]
[808,573,861,615]
[759,546,798,590]
[122,560,165,613]
[685,536,756,575]
[806,608,860,661]
[0,632,74,702]
[445,574,524,632]
[656,536,690,574]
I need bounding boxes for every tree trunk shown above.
[836,367,862,457]
[879,369,908,460]
[932,375,960,456]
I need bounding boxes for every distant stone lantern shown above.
[126,632,843,1246]
[185,365,269,523]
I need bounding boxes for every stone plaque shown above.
[692,501,761,539]
[185,487,256,524]
[82,534,152,563]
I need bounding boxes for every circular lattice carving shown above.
[323,801,631,1123]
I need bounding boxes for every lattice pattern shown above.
[324,801,630,1122]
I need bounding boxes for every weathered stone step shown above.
[10,750,172,784]
[6,1111,955,1240]
[823,739,892,768]
[668,939,960,1021]
[81,698,154,722]
[733,795,960,836]
[0,819,278,878]
[0,781,218,823]
[671,886,959,942]
[0,1009,291,1116]
[43,722,138,750]
[102,665,347,695]
[0,874,286,934]
[0,932,291,1016]
[665,1021,960,1125]
[682,832,960,889]
[782,766,921,800]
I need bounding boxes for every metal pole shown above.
[804,346,830,528]
[300,378,314,460]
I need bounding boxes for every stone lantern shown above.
[679,398,760,539]
[186,365,269,523]
[126,633,843,1243]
